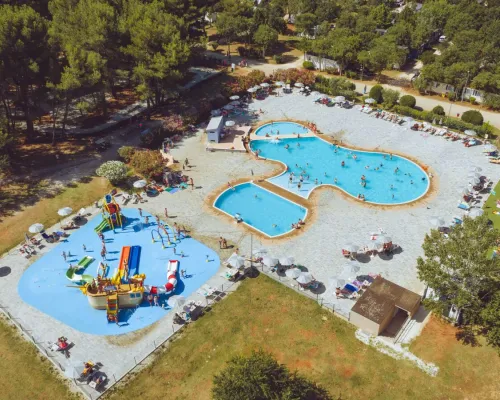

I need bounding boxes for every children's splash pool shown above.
[254,121,309,136]
[17,208,220,335]
[214,182,307,237]
[251,137,429,204]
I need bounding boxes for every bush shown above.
[461,110,484,126]
[96,161,128,184]
[432,105,445,116]
[469,96,476,104]
[484,93,500,110]
[447,91,457,101]
[212,350,332,400]
[412,76,429,94]
[382,89,400,108]
[369,85,383,103]
[273,54,283,64]
[271,68,316,86]
[129,150,164,179]
[325,67,339,75]
[345,70,357,79]
[303,61,314,70]
[399,95,416,108]
[314,75,357,99]
[117,146,136,162]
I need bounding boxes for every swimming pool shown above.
[214,182,307,237]
[255,121,309,136]
[17,209,220,335]
[251,137,429,204]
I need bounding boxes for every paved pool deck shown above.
[1,90,499,391]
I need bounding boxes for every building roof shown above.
[206,116,224,131]
[351,277,421,324]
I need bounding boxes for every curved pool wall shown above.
[17,208,220,335]
[255,121,309,136]
[214,182,307,238]
[250,136,429,205]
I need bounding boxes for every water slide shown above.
[94,219,109,233]
[77,256,94,269]
[66,268,94,284]
[128,246,141,276]
[118,246,131,281]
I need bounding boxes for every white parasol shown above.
[229,95,240,100]
[468,208,484,218]
[365,98,376,104]
[167,295,186,308]
[225,120,236,127]
[227,253,245,268]
[296,272,313,284]
[342,243,359,253]
[262,256,278,267]
[285,268,302,279]
[279,257,294,266]
[57,207,73,217]
[29,223,44,233]
[133,180,147,189]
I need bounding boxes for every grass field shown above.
[483,180,500,229]
[0,317,77,400]
[0,176,112,255]
[107,275,500,400]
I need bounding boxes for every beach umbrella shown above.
[429,216,446,227]
[469,208,484,218]
[253,248,268,258]
[260,82,270,88]
[365,98,376,104]
[439,118,443,125]
[225,120,236,127]
[262,256,278,267]
[334,96,346,103]
[229,95,240,100]
[469,166,482,173]
[366,241,384,251]
[469,177,480,185]
[252,85,261,91]
[279,256,294,266]
[296,272,313,284]
[310,91,319,96]
[227,253,245,268]
[29,223,44,233]
[247,87,256,93]
[342,262,361,276]
[210,109,221,116]
[465,129,477,136]
[328,277,346,289]
[229,101,240,106]
[468,172,480,178]
[133,179,147,189]
[376,235,392,244]
[223,104,234,110]
[285,268,302,279]
[342,243,359,253]
[167,295,186,308]
[64,361,85,379]
[275,81,285,87]
[78,208,86,216]
[458,187,471,195]
[294,82,304,88]
[57,207,73,217]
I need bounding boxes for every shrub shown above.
[237,46,246,57]
[96,161,128,184]
[163,114,186,134]
[210,41,219,52]
[369,85,383,103]
[461,110,484,126]
[303,61,314,70]
[212,350,332,400]
[270,68,315,86]
[469,96,476,104]
[484,93,500,110]
[345,70,357,79]
[273,54,283,64]
[325,67,338,75]
[129,150,164,179]
[446,91,457,101]
[314,75,357,99]
[117,146,136,162]
[382,89,400,108]
[412,76,429,94]
[432,105,445,116]
[399,95,416,108]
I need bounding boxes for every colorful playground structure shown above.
[66,256,95,284]
[95,194,124,233]
[145,260,179,296]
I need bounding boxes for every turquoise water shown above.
[214,182,307,237]
[251,137,429,204]
[255,121,309,136]
[18,208,220,335]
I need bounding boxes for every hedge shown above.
[369,85,383,103]
[393,106,493,137]
[303,61,314,70]
[461,110,484,126]
[314,76,357,100]
[431,105,445,116]
[399,95,416,108]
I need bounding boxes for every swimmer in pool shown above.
[341,161,345,167]
[297,142,300,147]
[315,179,318,185]
[394,167,399,173]
[334,178,338,184]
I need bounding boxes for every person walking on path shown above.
[164,208,168,218]
[219,236,224,249]
[184,158,189,168]
[190,177,194,189]
[138,208,143,217]
[62,251,67,262]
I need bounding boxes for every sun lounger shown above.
[457,202,470,210]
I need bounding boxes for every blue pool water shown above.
[214,182,307,237]
[255,121,309,136]
[18,208,220,335]
[251,137,429,204]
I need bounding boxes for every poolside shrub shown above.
[399,95,416,108]
[223,70,266,95]
[129,150,164,179]
[369,85,383,103]
[431,105,445,116]
[382,89,400,108]
[96,161,128,184]
[273,54,283,64]
[212,350,332,400]
[270,68,315,86]
[314,75,356,100]
[303,60,314,70]
[117,146,136,162]
[461,110,484,126]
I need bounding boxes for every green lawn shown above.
[483,180,500,229]
[0,317,78,400]
[0,177,112,255]
[107,275,500,400]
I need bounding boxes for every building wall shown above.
[378,306,398,334]
[304,53,340,72]
[349,311,382,336]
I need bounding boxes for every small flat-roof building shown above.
[206,116,224,143]
[350,277,421,337]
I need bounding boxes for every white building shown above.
[206,116,224,143]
